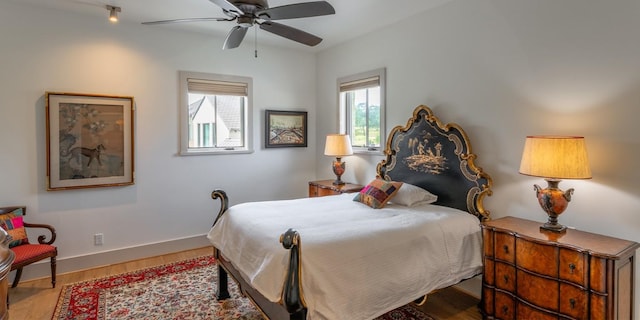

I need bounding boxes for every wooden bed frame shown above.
[210,105,493,319]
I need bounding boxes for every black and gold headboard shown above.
[376,105,493,220]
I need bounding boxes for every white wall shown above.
[0,1,317,276]
[316,0,640,315]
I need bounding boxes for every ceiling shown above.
[11,0,451,51]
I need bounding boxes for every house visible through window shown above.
[338,68,386,153]
[179,71,253,155]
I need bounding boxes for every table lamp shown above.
[519,136,592,232]
[324,134,354,185]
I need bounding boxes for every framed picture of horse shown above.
[265,110,307,148]
[45,92,135,191]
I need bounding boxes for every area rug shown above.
[52,255,435,320]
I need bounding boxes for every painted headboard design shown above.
[377,105,493,220]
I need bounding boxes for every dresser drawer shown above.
[559,282,588,319]
[559,247,587,286]
[590,293,607,320]
[316,187,339,197]
[515,238,557,278]
[516,269,558,311]
[494,232,515,263]
[494,291,515,320]
[482,286,495,316]
[516,301,557,320]
[483,228,494,257]
[309,183,341,197]
[495,262,515,292]
[589,257,607,293]
[308,184,318,197]
[483,258,495,286]
[308,180,363,197]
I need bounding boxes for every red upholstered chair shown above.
[0,206,57,288]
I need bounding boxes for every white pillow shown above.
[390,183,437,207]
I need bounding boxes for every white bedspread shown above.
[207,193,483,320]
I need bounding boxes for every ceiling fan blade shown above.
[257,1,335,20]
[209,0,244,16]
[223,26,248,49]
[260,21,322,46]
[142,17,232,25]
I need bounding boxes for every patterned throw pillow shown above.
[0,208,29,248]
[353,178,403,209]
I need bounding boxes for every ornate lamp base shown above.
[540,220,567,233]
[534,179,574,233]
[332,157,346,185]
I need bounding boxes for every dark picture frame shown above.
[265,110,307,148]
[46,92,135,191]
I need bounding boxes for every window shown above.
[179,71,253,155]
[338,68,386,154]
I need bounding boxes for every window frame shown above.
[179,71,253,155]
[337,68,386,155]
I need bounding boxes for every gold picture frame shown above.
[46,92,135,191]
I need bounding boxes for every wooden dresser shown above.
[481,216,639,320]
[308,180,363,197]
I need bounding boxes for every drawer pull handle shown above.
[503,245,509,254]
[502,305,509,314]
[503,275,509,283]
[569,298,576,309]
[569,263,576,274]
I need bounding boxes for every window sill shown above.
[352,148,384,156]
[179,148,254,156]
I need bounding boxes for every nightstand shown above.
[308,180,363,197]
[481,216,639,320]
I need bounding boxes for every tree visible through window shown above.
[346,87,381,147]
[339,68,386,153]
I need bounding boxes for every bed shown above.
[207,105,493,320]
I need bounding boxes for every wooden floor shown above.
[9,247,482,319]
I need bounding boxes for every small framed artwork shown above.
[265,110,308,148]
[46,92,135,190]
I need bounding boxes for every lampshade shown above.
[324,134,353,157]
[519,136,592,180]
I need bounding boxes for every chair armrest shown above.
[23,222,57,245]
[0,206,26,215]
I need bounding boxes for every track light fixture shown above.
[107,5,121,23]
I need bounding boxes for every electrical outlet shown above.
[94,233,104,246]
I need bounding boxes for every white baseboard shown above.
[12,234,213,284]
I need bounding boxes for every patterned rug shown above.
[52,255,435,320]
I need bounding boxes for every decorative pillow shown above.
[353,178,403,209]
[390,183,438,207]
[0,208,29,248]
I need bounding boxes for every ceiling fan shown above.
[142,0,335,50]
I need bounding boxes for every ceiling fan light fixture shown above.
[107,5,121,23]
[237,16,254,27]
[143,0,335,49]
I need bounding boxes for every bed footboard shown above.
[210,189,308,320]
[211,189,229,227]
[280,228,307,319]
[211,189,231,300]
